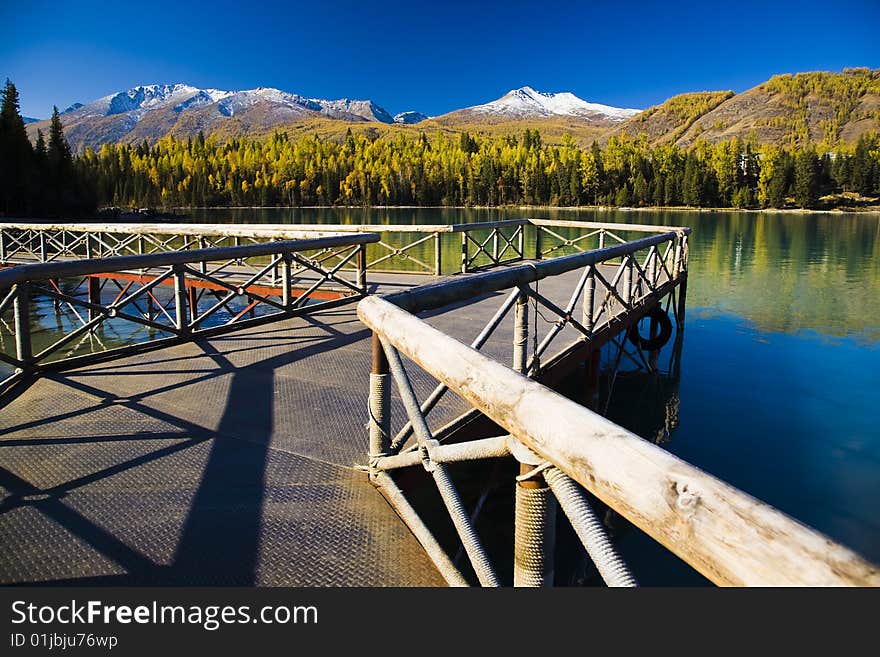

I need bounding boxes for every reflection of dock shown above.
[1,220,877,587]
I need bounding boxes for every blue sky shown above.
[3,0,879,119]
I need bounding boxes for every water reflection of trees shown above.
[661,211,879,339]
[197,207,880,338]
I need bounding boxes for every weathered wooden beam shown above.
[357,295,880,587]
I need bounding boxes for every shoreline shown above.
[170,204,880,216]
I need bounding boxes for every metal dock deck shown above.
[0,264,618,586]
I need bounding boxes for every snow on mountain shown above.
[37,82,639,152]
[394,111,429,124]
[59,84,396,124]
[214,88,316,118]
[463,86,640,122]
[37,83,405,150]
[317,99,394,123]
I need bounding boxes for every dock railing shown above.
[0,219,686,276]
[357,227,879,587]
[0,233,376,399]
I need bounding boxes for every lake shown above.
[187,207,880,584]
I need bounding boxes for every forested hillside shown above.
[80,128,880,210]
[4,74,880,218]
[610,69,880,148]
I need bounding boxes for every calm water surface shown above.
[189,207,880,583]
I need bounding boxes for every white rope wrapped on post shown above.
[544,466,637,587]
[514,483,556,587]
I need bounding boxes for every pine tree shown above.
[32,129,48,214]
[682,153,702,206]
[633,171,650,206]
[47,106,71,164]
[46,106,74,214]
[0,79,34,214]
[794,149,819,208]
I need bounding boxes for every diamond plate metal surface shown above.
[0,268,606,586]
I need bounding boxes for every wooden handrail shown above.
[357,295,879,586]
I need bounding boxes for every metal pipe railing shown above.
[0,220,688,277]
[357,294,880,587]
[0,234,377,401]
[0,234,378,287]
[384,231,682,313]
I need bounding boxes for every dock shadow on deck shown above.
[0,263,658,586]
[0,303,459,586]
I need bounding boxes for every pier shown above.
[0,219,877,586]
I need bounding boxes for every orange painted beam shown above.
[84,271,348,301]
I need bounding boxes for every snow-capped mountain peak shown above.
[394,111,430,124]
[464,86,640,122]
[42,82,641,152]
[59,83,397,125]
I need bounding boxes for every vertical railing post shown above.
[188,286,199,324]
[357,243,368,293]
[173,264,190,336]
[368,333,391,478]
[513,449,556,587]
[281,252,292,309]
[0,230,7,265]
[517,224,525,261]
[513,287,529,375]
[85,233,94,259]
[39,232,47,262]
[676,267,688,330]
[198,237,207,275]
[649,246,659,289]
[598,229,606,251]
[433,232,442,276]
[673,234,683,280]
[492,228,499,265]
[13,283,32,367]
[623,254,633,307]
[582,267,595,334]
[534,225,542,260]
[87,277,101,322]
[460,231,468,274]
[680,234,689,273]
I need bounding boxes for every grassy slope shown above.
[678,69,880,147]
[601,91,735,146]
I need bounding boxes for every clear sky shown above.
[3,0,879,120]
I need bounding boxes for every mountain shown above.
[24,70,880,152]
[608,68,880,148]
[424,86,640,147]
[394,111,429,124]
[26,83,399,151]
[22,116,39,124]
[436,86,640,123]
